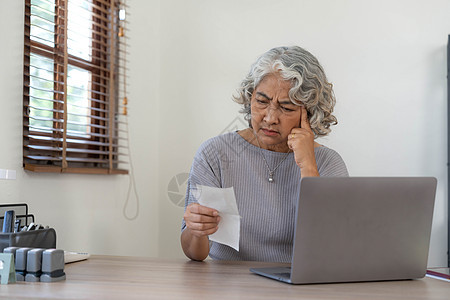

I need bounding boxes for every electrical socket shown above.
[0,169,16,180]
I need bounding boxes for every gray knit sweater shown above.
[182,131,348,262]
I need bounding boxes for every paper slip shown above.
[193,185,240,251]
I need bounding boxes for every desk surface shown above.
[1,255,449,299]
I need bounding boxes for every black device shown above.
[0,203,29,231]
[2,210,15,233]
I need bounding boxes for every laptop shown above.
[250,177,437,284]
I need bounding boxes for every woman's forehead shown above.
[256,74,291,91]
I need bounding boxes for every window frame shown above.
[23,0,128,174]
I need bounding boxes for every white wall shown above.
[0,0,448,267]
[157,0,450,267]
[0,0,161,257]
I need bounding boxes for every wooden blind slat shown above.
[26,134,120,147]
[25,145,122,156]
[25,61,129,84]
[26,115,110,130]
[25,95,64,105]
[24,164,128,174]
[25,155,115,164]
[25,0,116,20]
[26,127,125,141]
[27,106,111,122]
[28,125,63,132]
[27,101,109,115]
[26,40,115,74]
[25,87,111,106]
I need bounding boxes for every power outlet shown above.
[0,169,16,180]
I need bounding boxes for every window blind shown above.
[23,0,129,174]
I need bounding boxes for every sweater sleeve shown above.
[315,147,349,177]
[181,139,222,231]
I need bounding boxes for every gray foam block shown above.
[14,247,32,281]
[3,247,20,258]
[40,249,66,282]
[25,248,45,282]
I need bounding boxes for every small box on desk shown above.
[0,228,56,253]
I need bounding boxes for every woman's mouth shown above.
[261,128,279,136]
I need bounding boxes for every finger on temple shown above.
[300,107,311,129]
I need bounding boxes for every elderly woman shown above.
[181,46,348,262]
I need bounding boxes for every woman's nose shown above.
[263,104,280,124]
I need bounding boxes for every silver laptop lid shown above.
[290,177,437,284]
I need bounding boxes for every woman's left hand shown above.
[287,106,319,177]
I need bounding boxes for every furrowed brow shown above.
[278,100,294,105]
[255,92,272,100]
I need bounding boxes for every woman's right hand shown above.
[183,203,220,237]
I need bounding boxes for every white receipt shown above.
[193,185,240,251]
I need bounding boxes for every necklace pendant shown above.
[268,172,274,183]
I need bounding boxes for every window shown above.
[23,0,129,174]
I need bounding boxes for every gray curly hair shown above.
[233,46,337,137]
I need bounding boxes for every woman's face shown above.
[250,73,302,152]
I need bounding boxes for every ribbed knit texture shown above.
[182,131,348,262]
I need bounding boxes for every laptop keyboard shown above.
[275,273,291,278]
[274,272,291,279]
[274,266,291,278]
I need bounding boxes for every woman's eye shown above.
[256,99,268,105]
[281,106,294,112]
